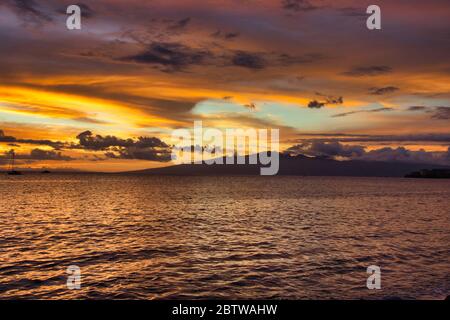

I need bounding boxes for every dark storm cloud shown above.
[77,3,95,18]
[285,141,450,165]
[105,146,171,162]
[133,137,169,149]
[76,131,171,162]
[407,106,428,111]
[211,30,240,40]
[406,105,450,120]
[431,106,450,120]
[1,148,73,161]
[0,129,66,149]
[13,138,66,149]
[28,149,73,161]
[4,0,52,21]
[282,0,318,12]
[308,93,343,109]
[358,147,450,165]
[76,131,135,150]
[338,7,367,18]
[230,51,324,70]
[1,130,173,162]
[369,86,399,95]
[121,42,211,72]
[80,28,323,72]
[316,93,343,105]
[231,51,266,70]
[332,107,393,118]
[343,66,393,77]
[286,141,365,158]
[169,17,191,30]
[307,100,325,109]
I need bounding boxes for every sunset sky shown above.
[0,0,449,171]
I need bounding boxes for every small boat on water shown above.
[7,150,22,175]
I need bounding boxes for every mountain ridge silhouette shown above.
[125,153,449,177]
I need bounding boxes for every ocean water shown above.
[0,174,449,300]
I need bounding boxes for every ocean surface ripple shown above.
[0,175,449,299]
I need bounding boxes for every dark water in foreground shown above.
[0,175,449,300]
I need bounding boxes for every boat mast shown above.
[10,150,15,171]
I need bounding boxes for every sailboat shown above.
[7,150,22,175]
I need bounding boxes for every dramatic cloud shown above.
[406,106,450,120]
[1,148,73,161]
[230,51,324,70]
[105,146,171,162]
[431,106,450,120]
[286,141,365,158]
[231,51,266,70]
[307,100,325,109]
[407,106,428,111]
[121,42,211,72]
[317,93,343,104]
[76,131,171,162]
[1,0,450,171]
[211,30,240,40]
[282,0,318,12]
[1,130,173,163]
[369,86,399,95]
[296,133,450,143]
[285,141,450,165]
[169,17,191,30]
[76,131,134,150]
[7,82,198,124]
[343,66,393,77]
[0,129,66,149]
[332,107,393,118]
[308,94,343,109]
[102,40,323,74]
[3,0,52,23]
[28,148,73,161]
[358,147,450,165]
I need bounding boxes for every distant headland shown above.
[405,169,450,179]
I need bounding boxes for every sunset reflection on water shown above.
[0,175,449,299]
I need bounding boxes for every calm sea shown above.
[0,174,449,299]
